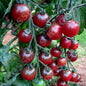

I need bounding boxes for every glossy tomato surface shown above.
[47,24,62,40]
[32,12,49,28]
[54,68,62,76]
[11,3,31,23]
[21,66,36,81]
[18,29,32,43]
[19,48,34,63]
[61,20,79,37]
[76,74,81,82]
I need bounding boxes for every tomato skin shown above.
[37,34,51,47]
[75,74,81,82]
[57,79,67,86]
[67,50,78,62]
[57,57,67,66]
[51,47,61,57]
[60,70,72,81]
[32,12,49,28]
[39,52,53,65]
[54,68,62,76]
[61,20,79,37]
[19,48,34,63]
[21,66,36,81]
[70,72,78,82]
[60,36,71,49]
[41,67,53,80]
[11,3,31,23]
[56,15,66,26]
[18,29,32,43]
[47,24,62,40]
[69,40,79,50]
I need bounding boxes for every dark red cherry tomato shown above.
[21,66,36,81]
[19,48,34,63]
[41,67,53,80]
[18,29,32,43]
[60,70,72,81]
[70,72,78,82]
[39,52,53,65]
[67,50,78,62]
[76,74,81,82]
[11,3,31,23]
[54,68,62,76]
[57,57,67,66]
[57,79,67,86]
[61,20,79,37]
[69,40,79,50]
[51,47,61,57]
[37,34,51,47]
[56,15,66,26]
[49,62,58,71]
[47,24,62,40]
[32,12,49,28]
[60,36,71,49]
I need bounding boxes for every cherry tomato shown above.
[32,12,49,28]
[61,20,79,37]
[69,40,79,50]
[18,29,32,43]
[60,36,71,49]
[54,68,62,76]
[39,52,53,65]
[47,24,62,40]
[32,79,45,86]
[21,66,36,81]
[57,79,67,86]
[41,67,53,80]
[51,47,61,57]
[60,70,72,81]
[76,74,81,82]
[67,50,78,62]
[11,3,31,23]
[37,34,51,47]
[19,48,34,63]
[70,72,78,82]
[56,15,66,26]
[57,57,67,66]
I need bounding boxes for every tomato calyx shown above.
[40,10,46,15]
[24,29,32,34]
[27,64,33,70]
[24,47,32,53]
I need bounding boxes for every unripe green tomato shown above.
[49,40,57,48]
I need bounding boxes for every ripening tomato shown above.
[60,70,72,81]
[51,47,61,57]
[18,29,32,43]
[32,12,49,28]
[19,48,34,63]
[47,24,62,40]
[21,66,36,81]
[57,57,67,66]
[61,20,79,37]
[39,52,53,65]
[67,50,78,62]
[60,36,72,49]
[11,3,31,23]
[41,67,53,80]
[37,34,51,47]
[75,74,81,82]
[54,68,62,76]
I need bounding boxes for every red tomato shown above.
[11,3,31,23]
[19,48,34,63]
[32,12,49,28]
[54,68,62,76]
[47,24,62,40]
[69,40,79,50]
[61,20,79,37]
[41,67,53,80]
[39,52,53,65]
[37,34,51,47]
[18,29,32,43]
[57,57,67,66]
[67,50,78,62]
[60,36,71,49]
[60,70,72,81]
[76,74,81,82]
[21,66,36,81]
[57,79,67,86]
[51,47,61,57]
[56,15,66,26]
